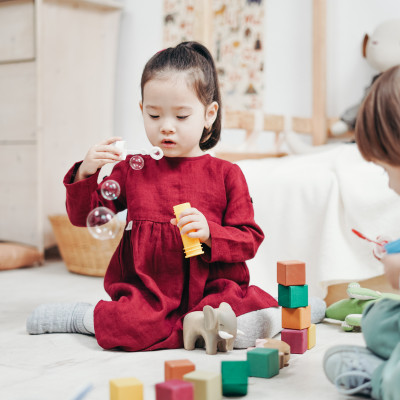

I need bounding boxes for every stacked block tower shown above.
[277,260,316,354]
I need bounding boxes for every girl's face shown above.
[141,72,218,158]
[376,161,400,195]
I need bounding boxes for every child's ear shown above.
[139,102,143,112]
[205,101,219,128]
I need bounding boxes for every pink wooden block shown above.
[156,379,194,400]
[281,328,307,354]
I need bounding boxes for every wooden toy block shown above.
[155,379,194,400]
[109,377,143,400]
[247,348,279,378]
[183,370,222,400]
[257,338,291,368]
[221,361,248,396]
[282,305,311,330]
[278,284,308,308]
[165,359,195,381]
[277,260,306,286]
[281,328,308,354]
[307,323,316,349]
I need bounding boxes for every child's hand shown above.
[170,207,211,247]
[75,137,123,182]
[382,253,400,289]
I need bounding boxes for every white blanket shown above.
[237,144,400,299]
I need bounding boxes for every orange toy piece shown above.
[173,203,204,258]
[165,359,196,381]
[281,305,311,330]
[277,260,306,286]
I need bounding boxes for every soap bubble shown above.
[373,235,391,260]
[101,180,120,201]
[129,155,144,170]
[86,207,120,240]
[150,146,163,160]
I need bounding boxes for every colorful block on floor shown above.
[256,338,291,368]
[110,377,143,400]
[221,361,248,396]
[281,328,308,354]
[282,305,311,330]
[183,370,222,400]
[156,379,194,400]
[277,260,306,286]
[165,359,195,381]
[278,284,308,308]
[247,348,279,378]
[307,323,316,349]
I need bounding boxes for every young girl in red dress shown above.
[27,41,281,351]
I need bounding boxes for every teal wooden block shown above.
[247,348,279,378]
[221,361,248,396]
[278,284,308,308]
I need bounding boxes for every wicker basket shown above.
[49,214,125,276]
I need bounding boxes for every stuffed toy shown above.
[325,282,400,331]
[330,19,400,136]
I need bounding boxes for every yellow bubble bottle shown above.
[173,202,204,258]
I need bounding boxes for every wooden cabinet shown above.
[0,0,122,254]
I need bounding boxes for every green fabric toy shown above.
[325,282,400,331]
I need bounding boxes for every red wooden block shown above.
[165,359,195,381]
[277,260,306,286]
[156,380,194,400]
[281,328,308,354]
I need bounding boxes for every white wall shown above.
[114,0,400,146]
[113,0,163,150]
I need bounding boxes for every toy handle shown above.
[384,238,400,254]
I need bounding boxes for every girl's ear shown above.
[139,102,143,112]
[205,101,219,128]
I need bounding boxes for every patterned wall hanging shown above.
[163,0,265,111]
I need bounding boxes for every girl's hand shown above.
[75,137,123,182]
[382,253,400,289]
[170,207,211,247]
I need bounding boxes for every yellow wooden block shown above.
[307,323,316,349]
[110,377,143,400]
[183,370,222,400]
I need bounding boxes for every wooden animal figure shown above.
[183,303,239,355]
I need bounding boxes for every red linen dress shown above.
[64,154,277,351]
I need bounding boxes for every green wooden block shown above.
[278,284,308,308]
[247,348,279,378]
[221,361,248,396]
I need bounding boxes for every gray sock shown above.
[26,303,95,335]
[234,307,282,349]
[309,296,326,324]
[233,296,327,349]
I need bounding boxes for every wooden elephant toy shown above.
[183,302,240,355]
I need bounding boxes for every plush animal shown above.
[325,282,400,331]
[183,302,243,355]
[330,19,400,136]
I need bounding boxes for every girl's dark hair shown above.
[141,41,222,151]
[355,65,400,166]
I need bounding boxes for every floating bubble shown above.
[86,207,120,240]
[373,235,391,260]
[129,155,144,170]
[101,180,121,201]
[150,146,163,160]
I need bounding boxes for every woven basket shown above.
[49,214,125,277]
